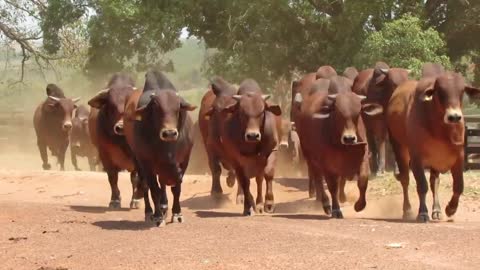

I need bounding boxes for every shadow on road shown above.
[194,210,243,218]
[182,193,233,210]
[69,205,130,213]
[275,177,308,192]
[272,214,330,220]
[92,220,151,231]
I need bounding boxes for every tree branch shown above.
[306,0,344,17]
[4,0,40,20]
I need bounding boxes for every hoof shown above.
[236,194,244,205]
[323,205,332,215]
[331,209,343,219]
[402,210,415,220]
[432,210,442,221]
[226,174,235,188]
[160,204,168,218]
[354,200,366,212]
[264,202,275,214]
[145,212,153,222]
[416,212,430,223]
[42,163,51,170]
[130,199,141,209]
[108,200,121,209]
[256,204,264,214]
[445,203,458,217]
[171,213,184,223]
[243,207,255,217]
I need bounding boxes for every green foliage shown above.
[354,14,451,78]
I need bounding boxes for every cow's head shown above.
[46,96,80,132]
[205,77,237,118]
[135,90,196,142]
[223,92,281,143]
[71,105,89,147]
[313,92,382,145]
[418,72,480,126]
[88,85,135,136]
[368,67,410,105]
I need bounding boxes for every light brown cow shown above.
[297,77,383,218]
[387,71,480,222]
[213,78,282,215]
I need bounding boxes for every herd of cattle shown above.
[32,62,480,226]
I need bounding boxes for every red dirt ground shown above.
[1,163,480,270]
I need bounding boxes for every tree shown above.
[354,14,451,77]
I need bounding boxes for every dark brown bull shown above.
[124,71,196,226]
[198,77,240,202]
[387,71,480,222]
[70,105,97,171]
[88,73,143,209]
[297,77,383,218]
[352,65,409,175]
[33,84,80,170]
[212,78,282,215]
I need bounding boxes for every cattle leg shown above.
[367,131,379,176]
[106,170,121,209]
[390,139,413,219]
[236,180,245,204]
[410,159,429,222]
[263,151,276,214]
[446,159,464,218]
[354,173,368,212]
[226,169,236,188]
[307,164,316,198]
[255,174,264,214]
[87,155,96,171]
[208,154,223,198]
[376,136,386,176]
[338,177,347,203]
[236,169,255,216]
[144,171,165,226]
[429,170,442,220]
[58,142,68,171]
[325,174,342,219]
[37,140,51,170]
[129,171,142,209]
[311,167,331,214]
[71,148,80,171]
[171,184,184,223]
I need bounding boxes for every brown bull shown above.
[124,70,196,226]
[212,78,282,215]
[352,65,409,175]
[33,84,80,170]
[297,77,383,218]
[88,73,143,209]
[198,77,240,202]
[70,105,98,171]
[387,70,480,222]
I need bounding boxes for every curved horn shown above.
[328,94,338,101]
[150,93,156,99]
[48,96,60,102]
[261,94,271,101]
[233,95,242,101]
[380,68,389,74]
[72,97,81,103]
[356,94,367,101]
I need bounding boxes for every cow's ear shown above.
[88,89,109,108]
[465,86,480,99]
[362,103,383,116]
[221,101,238,113]
[266,104,282,116]
[419,87,435,102]
[180,99,197,111]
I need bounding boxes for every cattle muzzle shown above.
[160,128,179,142]
[114,120,124,135]
[62,121,73,131]
[342,134,357,145]
[245,131,262,143]
[445,108,463,124]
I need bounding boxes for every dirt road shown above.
[1,168,480,270]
